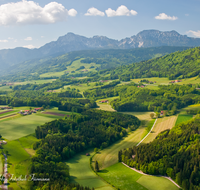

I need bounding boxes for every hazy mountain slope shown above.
[1,46,190,78]
[0,30,200,72]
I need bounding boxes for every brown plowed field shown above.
[42,112,66,117]
[0,110,13,115]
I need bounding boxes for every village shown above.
[18,107,43,116]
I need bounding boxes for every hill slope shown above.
[107,47,200,80]
[0,46,190,80]
[0,30,200,72]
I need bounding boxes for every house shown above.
[34,108,42,111]
[160,111,164,116]
[100,100,109,103]
[86,153,90,156]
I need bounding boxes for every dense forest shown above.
[102,47,200,81]
[30,110,140,189]
[119,116,200,190]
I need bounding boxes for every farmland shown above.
[175,114,193,126]
[98,163,179,190]
[67,151,115,190]
[142,115,177,144]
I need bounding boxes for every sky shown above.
[0,0,199,50]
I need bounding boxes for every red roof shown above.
[24,110,29,112]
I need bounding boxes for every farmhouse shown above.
[99,100,109,103]
[34,108,42,111]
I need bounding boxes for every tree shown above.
[95,161,99,172]
[94,148,98,153]
[150,113,154,119]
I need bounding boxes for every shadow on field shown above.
[99,169,109,173]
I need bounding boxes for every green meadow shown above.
[98,163,179,190]
[175,114,193,126]
[0,114,56,140]
[67,151,114,190]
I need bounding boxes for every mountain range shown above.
[0,30,200,72]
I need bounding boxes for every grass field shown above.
[98,163,147,190]
[142,115,177,144]
[67,151,115,190]
[0,114,56,140]
[175,114,193,126]
[2,134,38,189]
[137,175,179,190]
[93,126,146,170]
[98,163,179,190]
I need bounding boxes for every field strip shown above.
[0,113,18,120]
[137,119,157,146]
[93,126,146,170]
[122,162,181,189]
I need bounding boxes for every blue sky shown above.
[0,0,199,49]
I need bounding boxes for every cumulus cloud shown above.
[155,13,178,20]
[105,5,137,17]
[186,30,200,38]
[68,8,77,17]
[24,37,32,41]
[0,40,8,43]
[85,7,105,16]
[0,0,77,25]
[23,45,36,49]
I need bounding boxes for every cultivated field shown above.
[93,126,146,170]
[0,114,56,140]
[175,114,193,126]
[67,151,115,190]
[142,115,177,144]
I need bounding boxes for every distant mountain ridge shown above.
[0,29,200,72]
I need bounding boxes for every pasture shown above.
[175,114,193,126]
[98,163,147,190]
[137,174,179,190]
[3,134,38,189]
[67,151,114,190]
[0,114,56,140]
[142,115,177,144]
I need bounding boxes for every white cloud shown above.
[155,13,178,20]
[68,8,77,17]
[85,7,105,16]
[23,45,35,49]
[185,14,189,16]
[0,0,77,25]
[8,37,14,40]
[186,30,200,38]
[24,37,32,41]
[105,5,137,17]
[0,40,8,43]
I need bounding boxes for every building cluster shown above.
[0,107,11,110]
[18,107,42,116]
[170,80,182,83]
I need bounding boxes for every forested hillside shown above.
[0,46,189,81]
[84,82,200,112]
[30,110,140,189]
[120,116,200,190]
[105,47,200,81]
